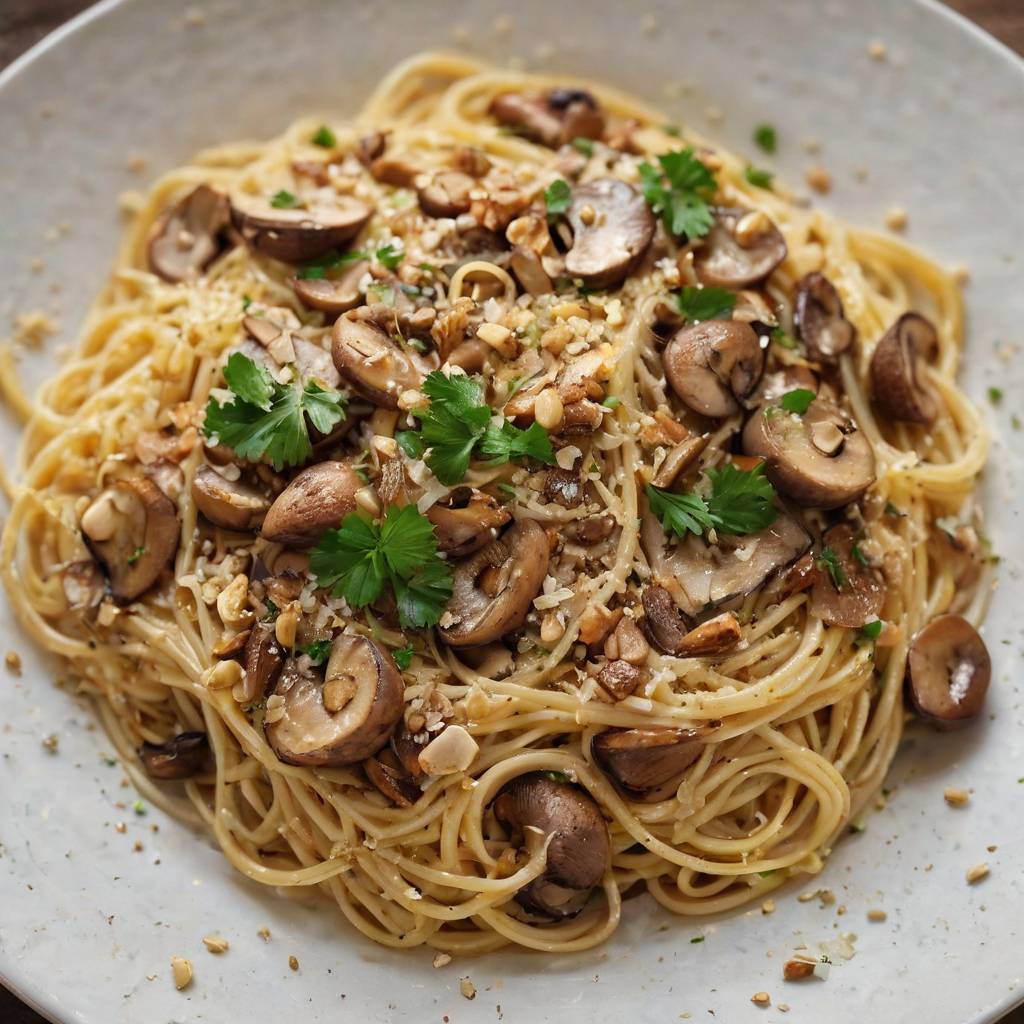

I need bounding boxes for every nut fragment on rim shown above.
[751,991,771,1006]
[943,786,970,806]
[202,935,230,954]
[323,674,358,712]
[783,959,814,981]
[5,650,22,675]
[170,956,193,990]
[459,976,477,1000]
[966,862,989,884]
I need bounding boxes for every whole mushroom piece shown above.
[694,207,788,289]
[332,309,423,408]
[489,88,605,149]
[563,178,655,290]
[493,773,610,919]
[742,395,875,509]
[663,320,765,418]
[261,461,362,547]
[139,732,209,780]
[906,614,991,729]
[292,260,369,315]
[191,464,270,531]
[593,726,716,799]
[427,488,512,557]
[439,520,550,648]
[794,273,856,363]
[266,634,404,767]
[147,185,232,283]
[869,312,940,425]
[808,525,885,628]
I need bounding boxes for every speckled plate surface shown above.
[1,1,1022,1021]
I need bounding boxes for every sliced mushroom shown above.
[243,315,342,389]
[509,246,554,296]
[81,476,179,602]
[676,611,743,656]
[191,464,269,531]
[427,488,512,557]
[365,755,420,807]
[742,395,875,509]
[906,614,991,729]
[489,89,604,149]
[563,178,655,290]
[332,309,422,408]
[391,730,428,782]
[261,461,361,547]
[663,321,765,417]
[139,732,209,780]
[147,185,231,283]
[440,520,550,648]
[694,207,787,288]
[753,366,819,405]
[869,312,940,425]
[230,195,372,263]
[651,435,710,490]
[266,635,404,767]
[794,273,856,362]
[542,467,584,508]
[238,623,284,704]
[641,584,691,654]
[809,525,885,628]
[642,507,811,617]
[593,726,714,797]
[575,515,616,545]
[418,170,475,218]
[493,773,610,919]
[292,259,369,314]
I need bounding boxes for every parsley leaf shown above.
[675,285,736,324]
[771,326,797,350]
[861,619,883,640]
[270,189,300,209]
[413,371,554,485]
[392,644,415,670]
[298,639,332,665]
[852,542,869,567]
[203,353,347,469]
[988,386,1003,406]
[816,546,847,589]
[310,506,452,630]
[545,179,572,217]
[601,395,622,410]
[638,148,716,239]
[779,388,816,415]
[884,501,904,518]
[395,429,425,459]
[311,125,337,148]
[646,462,778,539]
[571,137,594,156]
[753,123,777,154]
[127,546,145,566]
[744,166,774,189]
[375,243,403,271]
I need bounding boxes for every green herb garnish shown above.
[638,148,716,239]
[311,125,337,148]
[298,639,332,666]
[392,645,415,670]
[675,285,736,324]
[270,189,300,209]
[571,137,594,156]
[544,178,572,218]
[753,123,777,154]
[771,326,797,349]
[127,546,146,566]
[816,546,847,589]
[779,388,816,415]
[861,619,883,640]
[988,386,1003,406]
[744,166,774,189]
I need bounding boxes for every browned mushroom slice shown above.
[753,366,820,405]
[191,464,269,531]
[794,273,856,362]
[440,520,550,648]
[509,246,554,296]
[230,195,372,263]
[742,395,875,509]
[663,321,765,418]
[869,312,940,425]
[563,178,655,290]
[694,207,787,288]
[641,584,692,654]
[427,488,512,557]
[261,461,361,547]
[493,772,610,919]
[808,525,884,628]
[266,635,404,767]
[418,171,476,218]
[490,89,604,149]
[147,185,231,283]
[392,730,428,782]
[595,659,645,700]
[81,476,179,602]
[593,727,714,797]
[242,315,342,389]
[292,259,369,314]
[237,623,284,704]
[332,310,422,408]
[542,467,585,508]
[365,755,421,807]
[642,507,811,617]
[906,614,991,729]
[139,731,209,780]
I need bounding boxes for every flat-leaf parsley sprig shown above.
[411,370,555,485]
[647,462,778,538]
[638,147,717,240]
[203,352,347,469]
[310,505,453,630]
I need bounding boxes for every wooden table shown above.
[0,1,1022,1022]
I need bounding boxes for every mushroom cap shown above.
[418,170,475,218]
[81,476,179,603]
[489,89,604,149]
[907,614,991,729]
[239,623,285,704]
[641,504,811,617]
[808,525,885,628]
[426,488,512,558]
[191,464,269,531]
[147,185,231,283]
[663,320,765,418]
[439,520,551,648]
[266,635,404,767]
[564,178,655,290]
[742,395,875,509]
[261,461,362,548]
[139,732,209,780]
[241,315,343,389]
[494,772,610,918]
[869,312,940,425]
[640,584,692,654]
[292,259,369,314]
[694,207,788,289]
[332,310,422,408]
[230,195,372,263]
[794,272,856,362]
[593,726,714,797]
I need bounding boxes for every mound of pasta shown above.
[2,54,993,954]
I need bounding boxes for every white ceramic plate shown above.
[2,1,1023,1021]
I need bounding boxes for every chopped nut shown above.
[867,909,887,922]
[604,615,650,666]
[805,166,832,194]
[677,612,742,656]
[170,956,193,990]
[540,611,564,645]
[5,651,22,675]
[966,862,989,884]
[216,574,253,629]
[534,388,564,430]
[459,977,477,1000]
[419,724,479,775]
[288,954,299,971]
[751,991,771,1006]
[577,603,623,645]
[783,959,814,981]
[735,210,771,247]
[884,205,908,231]
[202,935,230,954]
[540,323,573,354]
[761,899,776,915]
[274,606,299,649]
[323,674,358,713]
[41,733,59,754]
[205,659,243,690]
[433,952,453,968]
[257,927,271,942]
[943,787,970,806]
[868,39,887,59]
[397,388,427,412]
